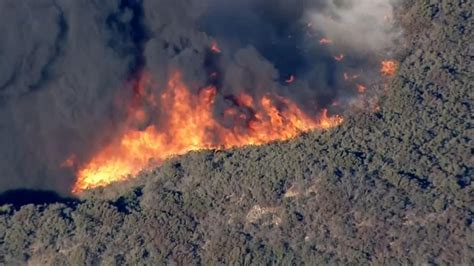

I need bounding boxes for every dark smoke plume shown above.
[0,0,400,194]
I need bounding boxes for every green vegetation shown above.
[0,0,472,264]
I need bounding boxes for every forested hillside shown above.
[1,0,472,264]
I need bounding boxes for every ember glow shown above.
[344,73,359,81]
[334,54,345,61]
[381,60,398,76]
[285,75,295,83]
[72,72,343,192]
[211,41,222,53]
[319,38,333,45]
[356,84,366,94]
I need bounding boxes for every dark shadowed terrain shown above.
[0,0,472,265]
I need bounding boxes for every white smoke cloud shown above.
[309,0,401,54]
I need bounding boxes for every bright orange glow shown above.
[72,72,343,192]
[381,60,398,76]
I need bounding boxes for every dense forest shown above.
[0,0,472,264]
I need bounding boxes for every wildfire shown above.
[381,60,398,76]
[72,72,343,192]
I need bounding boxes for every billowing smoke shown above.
[310,0,401,54]
[0,0,400,195]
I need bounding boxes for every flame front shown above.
[72,72,343,192]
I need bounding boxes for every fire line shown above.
[71,71,343,192]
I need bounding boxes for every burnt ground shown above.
[0,1,472,264]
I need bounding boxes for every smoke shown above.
[0,0,134,193]
[0,0,401,194]
[309,0,401,54]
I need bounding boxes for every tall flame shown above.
[72,72,343,192]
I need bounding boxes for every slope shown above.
[0,0,472,264]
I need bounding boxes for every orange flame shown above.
[72,72,343,192]
[381,60,398,76]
